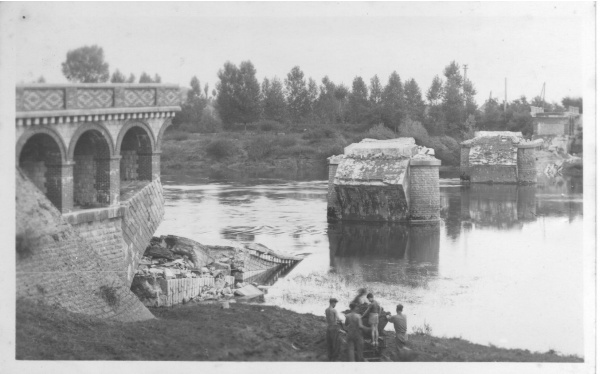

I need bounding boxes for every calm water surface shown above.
[156,170,584,356]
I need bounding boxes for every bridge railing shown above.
[16,83,181,114]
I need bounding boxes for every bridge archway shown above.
[72,129,115,207]
[117,122,155,181]
[17,129,68,210]
[156,117,173,152]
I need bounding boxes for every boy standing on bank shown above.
[362,293,381,347]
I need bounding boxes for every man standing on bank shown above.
[386,303,408,355]
[362,293,381,347]
[325,297,343,361]
[345,302,370,361]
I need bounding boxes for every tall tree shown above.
[153,74,162,83]
[126,73,136,83]
[316,76,338,124]
[110,69,126,83]
[285,66,309,124]
[172,76,208,127]
[348,76,369,124]
[237,61,261,125]
[368,75,383,124]
[403,78,426,123]
[139,72,153,83]
[216,61,261,128]
[426,75,443,105]
[441,61,466,138]
[189,76,202,99]
[306,78,319,123]
[261,77,288,123]
[381,71,405,130]
[61,45,109,83]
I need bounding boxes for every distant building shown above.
[531,105,581,136]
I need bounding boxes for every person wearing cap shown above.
[325,297,343,360]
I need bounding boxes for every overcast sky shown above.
[10,2,595,105]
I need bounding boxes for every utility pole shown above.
[504,77,507,112]
[462,64,469,104]
[540,82,546,103]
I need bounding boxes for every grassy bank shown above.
[16,298,582,362]
[160,130,342,176]
[160,122,463,178]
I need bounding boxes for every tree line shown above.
[56,44,582,143]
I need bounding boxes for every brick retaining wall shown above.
[16,168,154,322]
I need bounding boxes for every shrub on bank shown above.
[163,129,192,141]
[367,124,396,140]
[245,134,276,161]
[257,120,285,132]
[205,138,240,160]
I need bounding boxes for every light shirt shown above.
[325,306,342,327]
[388,313,407,343]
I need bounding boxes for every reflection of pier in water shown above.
[442,176,582,237]
[327,222,440,286]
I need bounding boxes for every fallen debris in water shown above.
[130,235,305,307]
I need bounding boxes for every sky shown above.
[7,2,595,105]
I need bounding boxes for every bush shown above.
[302,127,337,142]
[256,120,284,132]
[272,135,298,148]
[317,143,345,160]
[398,119,429,143]
[367,124,396,140]
[245,134,276,161]
[279,145,317,158]
[163,129,190,141]
[205,138,240,160]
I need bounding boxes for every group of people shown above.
[325,289,408,361]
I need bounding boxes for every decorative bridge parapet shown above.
[16,83,181,214]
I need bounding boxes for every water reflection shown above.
[328,222,440,286]
[441,177,583,236]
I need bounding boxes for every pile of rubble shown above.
[131,235,286,306]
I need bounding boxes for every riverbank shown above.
[16,298,582,362]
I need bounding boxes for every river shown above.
[156,169,584,356]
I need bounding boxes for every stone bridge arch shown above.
[116,121,157,181]
[17,127,71,211]
[69,123,118,207]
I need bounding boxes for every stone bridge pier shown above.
[15,84,180,213]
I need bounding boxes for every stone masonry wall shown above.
[327,163,340,220]
[131,276,233,307]
[517,148,537,184]
[409,166,440,220]
[120,178,165,284]
[72,217,129,283]
[16,168,154,322]
[469,165,517,183]
[460,147,470,177]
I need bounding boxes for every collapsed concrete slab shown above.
[460,132,543,184]
[327,138,441,222]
